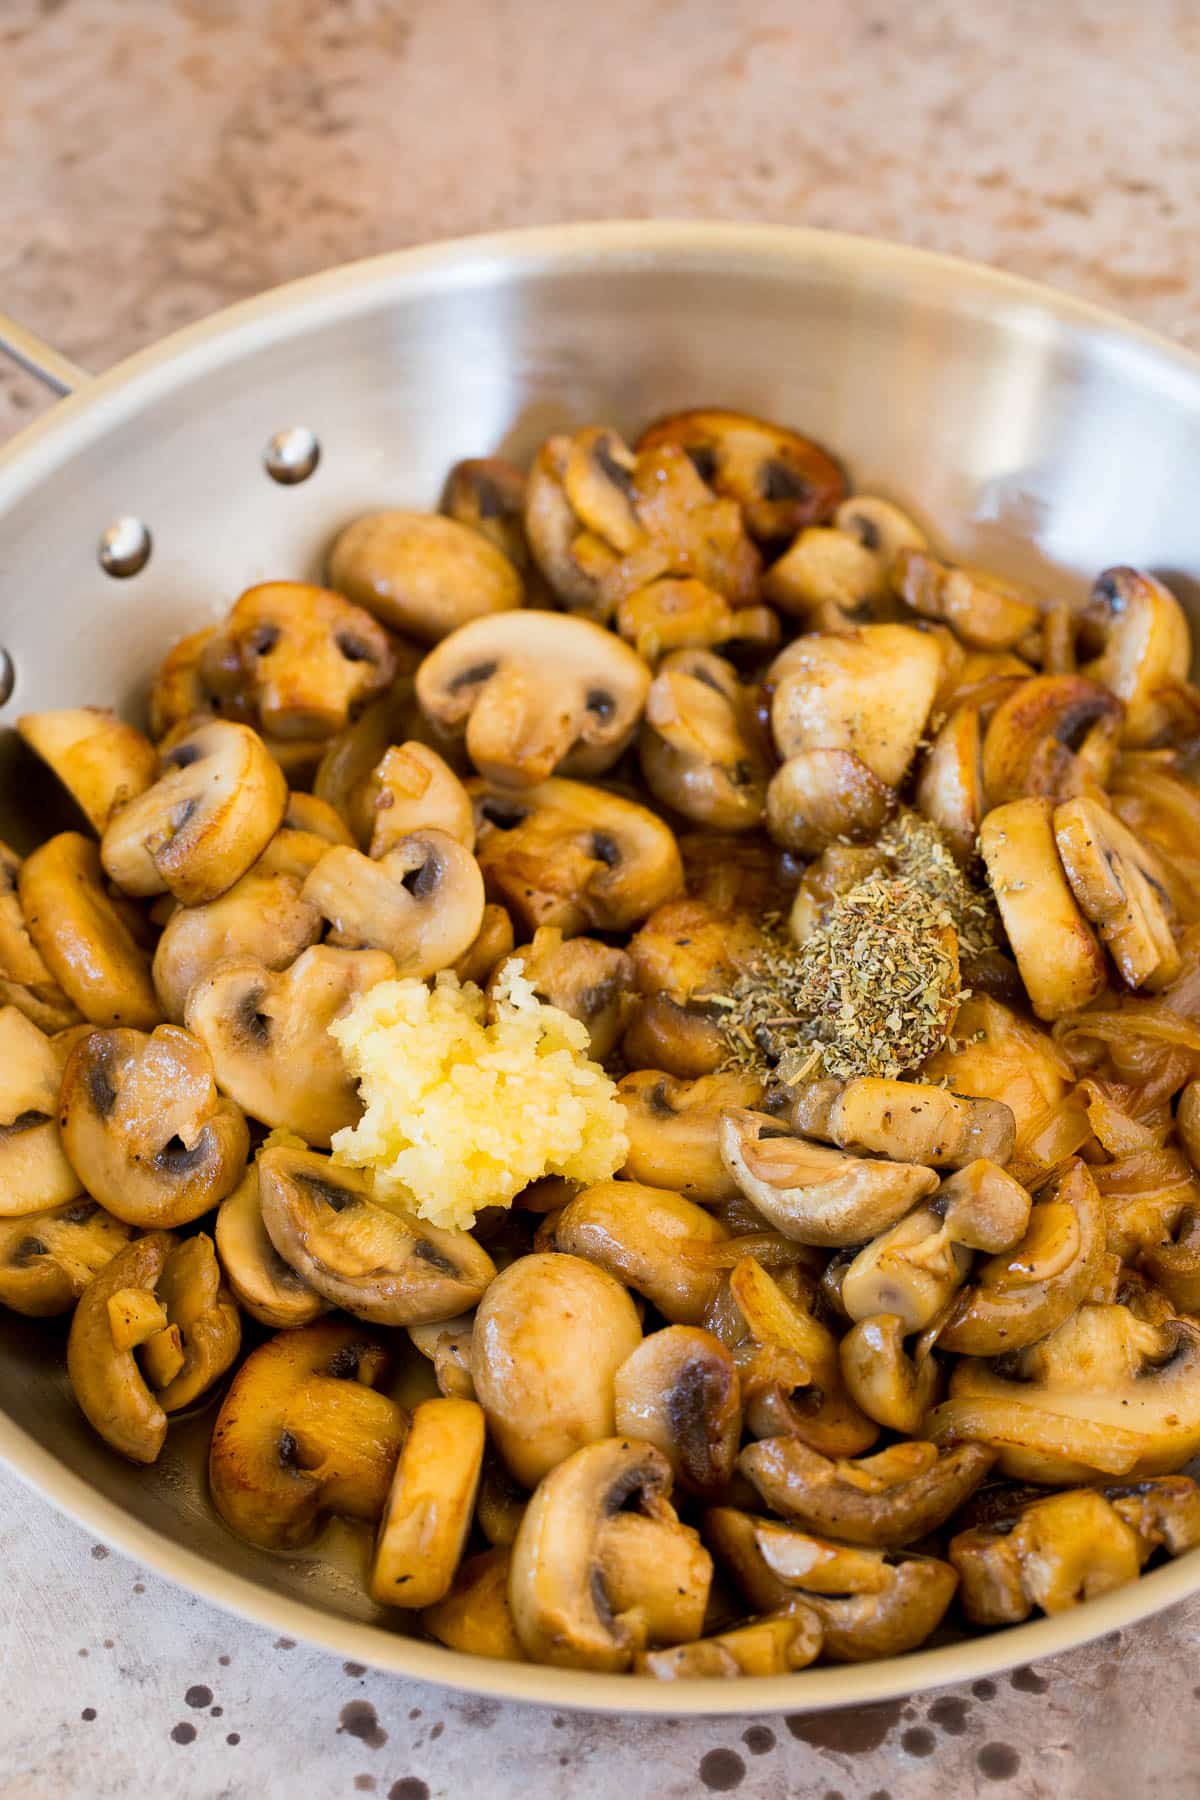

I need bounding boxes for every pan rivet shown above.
[264,426,320,485]
[98,516,152,578]
[0,649,13,707]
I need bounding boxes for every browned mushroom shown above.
[301,831,485,978]
[548,1180,729,1325]
[636,409,845,542]
[893,546,1040,651]
[617,577,779,665]
[981,674,1123,808]
[17,708,158,833]
[769,625,942,789]
[739,1436,996,1547]
[613,1326,742,1496]
[1080,566,1191,746]
[441,456,531,570]
[368,742,475,858]
[979,798,1107,1020]
[639,650,771,831]
[18,834,158,1028]
[328,511,524,641]
[494,926,634,1061]
[616,1070,764,1202]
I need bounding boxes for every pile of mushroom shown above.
[6,404,1200,1681]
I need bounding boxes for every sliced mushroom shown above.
[762,526,896,630]
[453,902,515,987]
[0,841,81,1033]
[979,798,1107,1020]
[639,649,771,831]
[637,409,845,542]
[369,1396,486,1608]
[707,1257,878,1457]
[417,612,650,786]
[788,1078,1016,1170]
[704,1508,958,1660]
[471,1252,642,1487]
[840,1314,940,1435]
[914,703,985,864]
[834,493,929,569]
[281,792,356,846]
[893,546,1040,650]
[765,749,894,856]
[933,1301,1200,1482]
[637,1606,823,1679]
[937,1157,1108,1355]
[950,1478,1200,1624]
[440,456,531,570]
[257,1144,495,1325]
[0,1198,133,1317]
[368,742,475,860]
[328,509,523,642]
[769,625,942,788]
[598,1508,713,1648]
[788,842,886,945]
[549,1181,729,1325]
[616,576,778,666]
[623,898,764,1079]
[507,1438,702,1670]
[613,1326,742,1495]
[739,1437,995,1548]
[422,1546,528,1660]
[185,945,395,1146]
[100,720,287,906]
[313,679,443,848]
[151,852,323,1024]
[524,429,760,621]
[981,674,1123,807]
[18,833,158,1028]
[494,926,634,1061]
[0,1006,83,1216]
[1081,566,1191,746]
[67,1232,173,1463]
[1054,796,1181,990]
[59,1024,248,1227]
[209,1319,407,1549]
[1141,1207,1200,1314]
[149,1232,242,1411]
[17,708,158,833]
[149,627,228,740]
[719,1109,939,1247]
[301,831,485,978]
[214,1156,327,1329]
[617,1070,764,1203]
[921,994,1073,1148]
[408,1311,476,1401]
[199,582,396,740]
[476,1453,529,1547]
[471,776,683,937]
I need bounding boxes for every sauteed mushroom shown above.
[495,926,634,1061]
[185,945,395,1146]
[915,703,985,864]
[740,1437,995,1547]
[636,409,845,541]
[1054,796,1181,990]
[215,1155,326,1329]
[933,1301,1200,1482]
[199,582,396,740]
[1081,566,1190,746]
[257,1144,495,1326]
[370,1396,486,1607]
[0,1198,133,1317]
[950,1478,1200,1624]
[1141,1208,1200,1315]
[409,1311,476,1402]
[637,1607,822,1679]
[441,456,531,570]
[470,1253,642,1487]
[893,547,1040,651]
[623,897,762,1080]
[617,1070,764,1202]
[313,680,447,848]
[719,1109,938,1246]
[980,797,1107,1020]
[151,850,323,1024]
[368,742,475,858]
[67,1233,174,1463]
[148,1232,242,1412]
[328,511,523,641]
[763,525,894,631]
[417,612,650,786]
[616,577,778,666]
[19,833,158,1028]
[17,708,158,833]
[599,1507,713,1648]
[834,494,928,570]
[639,650,770,830]
[59,1024,249,1228]
[613,1326,742,1496]
[471,777,683,937]
[507,1438,706,1670]
[839,1314,939,1435]
[937,1157,1107,1355]
[0,1006,83,1216]
[209,1319,407,1549]
[100,720,287,906]
[301,831,485,978]
[453,903,515,986]
[704,1508,958,1660]
[769,625,942,788]
[786,1077,1016,1170]
[422,1546,527,1661]
[765,749,893,856]
[549,1180,729,1325]
[981,674,1123,807]
[0,842,80,1032]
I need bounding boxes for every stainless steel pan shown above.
[2,221,1199,1712]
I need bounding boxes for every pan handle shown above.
[0,311,90,397]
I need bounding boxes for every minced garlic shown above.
[328,962,628,1231]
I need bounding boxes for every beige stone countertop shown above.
[4,1,1200,1795]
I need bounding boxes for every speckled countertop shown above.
[3,2,1200,1795]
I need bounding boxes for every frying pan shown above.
[2,221,1199,1713]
